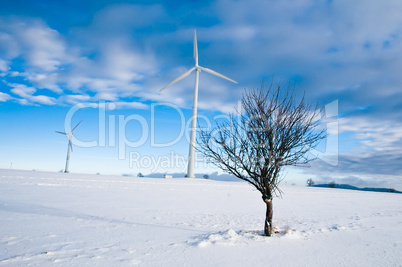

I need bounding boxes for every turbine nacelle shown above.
[160,30,237,92]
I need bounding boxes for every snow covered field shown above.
[0,169,401,266]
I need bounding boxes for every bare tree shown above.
[197,84,327,236]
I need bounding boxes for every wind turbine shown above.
[160,30,237,178]
[56,121,82,173]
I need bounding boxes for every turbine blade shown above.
[198,66,238,84]
[160,67,196,92]
[56,131,67,135]
[194,29,198,66]
[69,139,73,152]
[71,120,82,133]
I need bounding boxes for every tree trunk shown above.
[264,199,273,236]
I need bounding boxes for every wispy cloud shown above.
[0,92,11,102]
[0,59,9,72]
[9,83,56,105]
[10,83,36,98]
[305,114,402,188]
[0,5,162,105]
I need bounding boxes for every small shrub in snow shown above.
[198,84,326,236]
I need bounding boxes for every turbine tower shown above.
[56,121,82,173]
[160,30,237,178]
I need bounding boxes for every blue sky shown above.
[1,0,402,189]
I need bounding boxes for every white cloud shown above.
[205,0,402,100]
[0,92,11,102]
[25,72,62,93]
[100,42,157,82]
[303,114,402,183]
[112,101,148,110]
[0,17,68,72]
[75,102,99,109]
[0,59,9,72]
[0,30,19,59]
[94,91,118,101]
[9,83,56,105]
[0,17,71,97]
[64,94,91,104]
[10,84,36,98]
[19,24,66,71]
[30,95,56,105]
[17,98,29,105]
[0,14,161,106]
[339,116,402,153]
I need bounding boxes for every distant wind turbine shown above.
[160,30,237,178]
[56,121,82,173]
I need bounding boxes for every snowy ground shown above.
[0,169,401,266]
